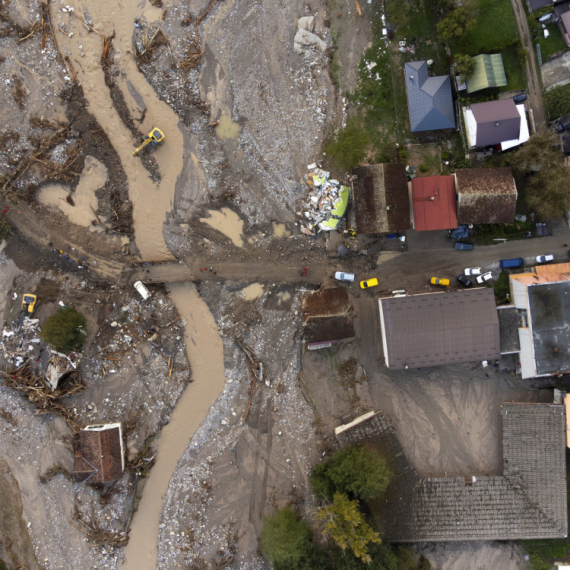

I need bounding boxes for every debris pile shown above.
[294,16,328,54]
[298,164,351,235]
[1,316,41,369]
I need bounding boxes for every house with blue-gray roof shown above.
[404,61,456,132]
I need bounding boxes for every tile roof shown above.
[353,164,411,234]
[470,100,521,147]
[379,289,500,369]
[404,61,456,132]
[336,404,568,542]
[455,167,517,224]
[73,424,124,484]
[466,54,507,94]
[411,175,458,231]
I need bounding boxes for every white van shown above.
[134,281,151,301]
[335,272,355,282]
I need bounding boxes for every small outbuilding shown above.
[73,423,125,484]
[465,54,507,94]
[455,167,517,224]
[411,175,458,231]
[353,163,411,234]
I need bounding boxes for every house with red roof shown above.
[411,175,458,231]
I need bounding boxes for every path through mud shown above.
[121,283,226,569]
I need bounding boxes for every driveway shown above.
[510,0,548,130]
[541,50,570,94]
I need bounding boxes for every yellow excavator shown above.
[17,293,37,331]
[133,127,165,157]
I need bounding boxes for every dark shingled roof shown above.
[470,100,521,147]
[336,405,568,542]
[528,281,570,375]
[302,288,354,344]
[73,425,124,484]
[353,164,411,234]
[404,61,456,132]
[528,0,551,11]
[304,315,355,343]
[455,167,517,224]
[379,289,500,369]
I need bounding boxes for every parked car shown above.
[500,258,524,269]
[465,267,482,276]
[455,242,473,250]
[431,277,450,286]
[335,271,355,282]
[536,254,554,264]
[476,272,493,284]
[457,275,473,288]
[360,278,378,289]
[134,280,151,301]
[513,93,527,103]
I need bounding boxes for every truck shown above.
[499,257,524,269]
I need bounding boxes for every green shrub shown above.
[41,307,87,352]
[419,164,430,173]
[310,445,391,501]
[400,148,407,161]
[494,270,510,303]
[441,150,450,160]
[0,217,13,242]
[324,118,369,171]
[524,539,570,570]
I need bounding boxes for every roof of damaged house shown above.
[73,423,124,484]
[378,288,500,369]
[302,288,354,345]
[411,175,458,231]
[455,167,517,224]
[353,164,411,234]
[336,405,568,542]
[404,61,456,132]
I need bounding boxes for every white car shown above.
[476,272,493,284]
[536,254,554,264]
[335,271,355,282]
[465,267,482,276]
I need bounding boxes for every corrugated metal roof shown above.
[404,61,456,132]
[466,54,507,94]
[411,175,458,231]
[470,100,521,147]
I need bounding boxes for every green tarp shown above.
[466,54,507,94]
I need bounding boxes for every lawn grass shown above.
[536,23,568,61]
[452,0,518,55]
[500,44,526,91]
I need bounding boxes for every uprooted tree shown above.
[310,445,391,501]
[41,306,87,353]
[509,131,570,219]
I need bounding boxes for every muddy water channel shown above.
[122,283,226,568]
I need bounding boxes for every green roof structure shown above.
[466,54,507,94]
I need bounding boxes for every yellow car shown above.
[430,277,450,286]
[360,278,379,289]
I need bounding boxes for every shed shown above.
[353,164,411,234]
[455,167,517,224]
[466,54,507,94]
[73,423,125,484]
[411,175,458,231]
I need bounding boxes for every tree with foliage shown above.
[437,8,475,45]
[324,118,369,171]
[41,307,87,352]
[310,445,391,501]
[260,506,322,570]
[454,54,476,79]
[315,492,382,563]
[509,131,570,219]
[545,83,570,120]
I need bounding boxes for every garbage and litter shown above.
[298,164,351,236]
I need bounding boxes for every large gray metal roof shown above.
[404,61,456,132]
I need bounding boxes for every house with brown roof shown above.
[73,423,125,484]
[353,164,411,234]
[411,175,458,231]
[463,99,530,150]
[302,288,355,350]
[455,167,517,224]
[336,404,568,542]
[555,1,570,45]
[378,288,500,369]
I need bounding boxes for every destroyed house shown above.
[378,288,500,369]
[302,288,355,349]
[353,164,411,234]
[509,263,570,378]
[336,405,568,542]
[455,167,517,224]
[73,423,125,484]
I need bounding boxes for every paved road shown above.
[510,0,547,130]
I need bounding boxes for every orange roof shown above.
[412,175,458,231]
[511,262,570,285]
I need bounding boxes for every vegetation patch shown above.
[494,270,511,303]
[41,306,87,353]
[545,83,570,120]
[0,217,13,243]
[535,23,567,61]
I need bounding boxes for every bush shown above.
[41,307,87,352]
[310,445,391,501]
[524,539,570,570]
[545,83,570,120]
[0,217,13,242]
[419,164,430,173]
[260,507,319,570]
[324,118,369,171]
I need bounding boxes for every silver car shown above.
[476,272,493,284]
[465,267,482,276]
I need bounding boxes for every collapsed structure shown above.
[336,405,568,541]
